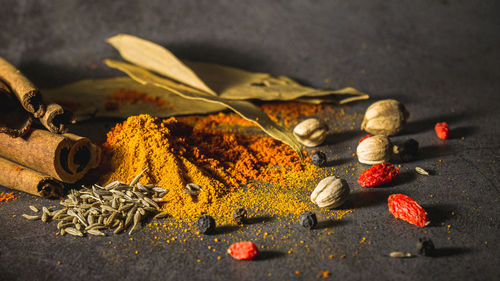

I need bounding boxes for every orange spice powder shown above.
[0,192,17,202]
[105,89,170,111]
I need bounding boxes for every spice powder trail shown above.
[101,114,331,223]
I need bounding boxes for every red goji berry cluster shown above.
[227,241,259,260]
[435,122,449,139]
[358,134,373,144]
[388,194,429,227]
[358,163,399,187]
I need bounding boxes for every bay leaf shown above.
[43,77,226,121]
[107,34,217,95]
[104,59,304,158]
[185,61,369,103]
[107,34,368,103]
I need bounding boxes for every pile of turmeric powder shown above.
[101,113,338,223]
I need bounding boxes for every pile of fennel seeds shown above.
[22,169,169,237]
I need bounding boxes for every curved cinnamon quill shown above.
[0,80,33,137]
[39,103,73,134]
[0,129,101,183]
[0,157,64,198]
[0,57,45,118]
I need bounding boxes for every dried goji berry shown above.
[388,194,429,227]
[358,134,373,144]
[435,122,449,139]
[358,163,399,187]
[227,241,259,260]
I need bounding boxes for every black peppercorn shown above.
[399,138,419,162]
[299,211,317,229]
[416,237,435,256]
[197,215,216,234]
[311,152,327,167]
[233,208,247,224]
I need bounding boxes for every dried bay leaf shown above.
[107,34,217,95]
[104,59,304,157]
[185,62,369,103]
[43,77,226,121]
[107,34,368,103]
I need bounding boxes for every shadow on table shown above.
[316,218,349,230]
[346,189,393,209]
[215,224,240,235]
[325,129,360,145]
[424,203,458,226]
[433,247,471,258]
[402,111,477,135]
[246,214,274,225]
[326,157,352,167]
[257,250,285,260]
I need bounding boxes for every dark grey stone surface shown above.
[0,1,499,280]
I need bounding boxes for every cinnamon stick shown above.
[0,157,64,198]
[0,57,45,118]
[0,80,33,137]
[39,103,73,134]
[0,129,100,183]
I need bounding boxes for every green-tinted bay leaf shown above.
[43,77,226,121]
[104,59,304,158]
[107,34,216,95]
[185,61,369,103]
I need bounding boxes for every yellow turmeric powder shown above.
[101,113,350,223]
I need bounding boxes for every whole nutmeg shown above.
[310,176,350,209]
[361,99,409,136]
[356,135,392,164]
[293,118,329,147]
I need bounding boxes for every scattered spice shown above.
[388,194,429,227]
[105,89,170,111]
[389,251,412,258]
[395,139,419,162]
[299,211,318,229]
[233,208,247,224]
[435,122,449,139]
[316,270,331,279]
[0,192,17,202]
[197,215,216,234]
[358,163,399,187]
[416,237,435,256]
[311,176,350,209]
[293,118,329,147]
[22,170,164,237]
[227,241,259,260]
[260,102,323,126]
[101,114,330,222]
[415,167,430,176]
[356,135,392,165]
[361,99,409,136]
[311,152,327,167]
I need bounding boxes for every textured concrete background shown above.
[0,1,499,280]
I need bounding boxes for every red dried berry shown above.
[435,122,449,139]
[358,134,373,144]
[358,163,399,187]
[388,194,429,227]
[227,241,259,260]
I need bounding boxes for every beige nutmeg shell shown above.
[293,118,328,147]
[361,99,409,136]
[356,135,392,164]
[310,176,350,209]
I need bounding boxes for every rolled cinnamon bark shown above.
[0,57,45,118]
[0,157,64,198]
[0,80,33,137]
[0,129,100,183]
[39,103,73,134]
